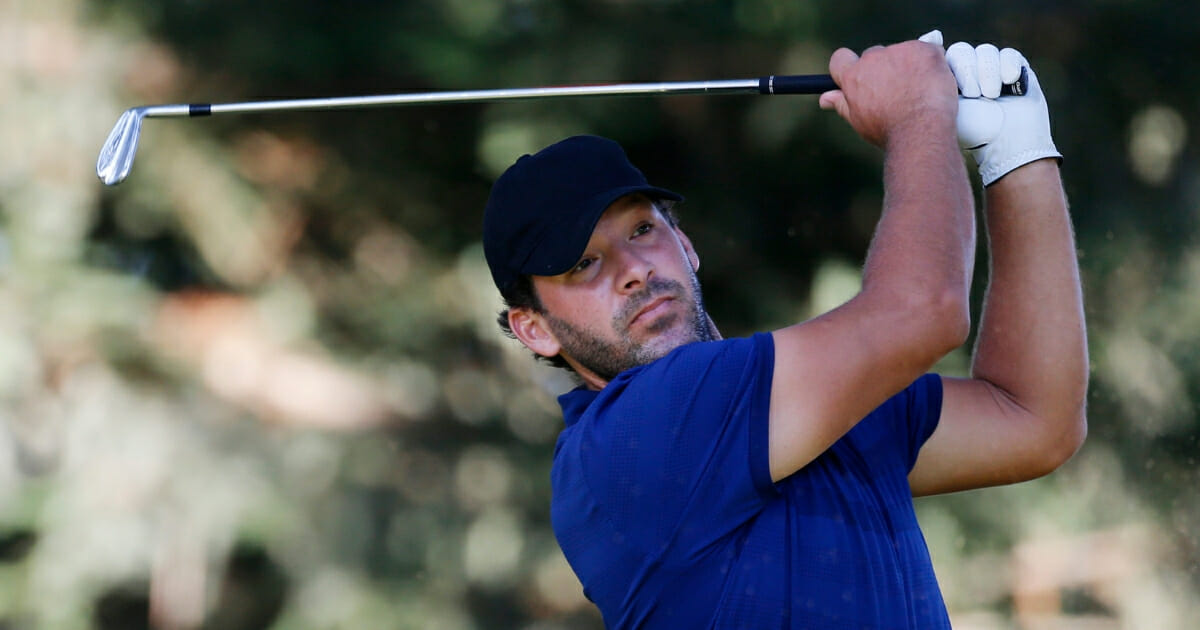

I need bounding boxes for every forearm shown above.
[815,39,976,363]
[864,123,976,311]
[972,160,1088,440]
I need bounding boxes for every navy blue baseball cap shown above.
[483,135,683,293]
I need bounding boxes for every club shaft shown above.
[140,75,837,118]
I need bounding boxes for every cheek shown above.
[541,286,618,328]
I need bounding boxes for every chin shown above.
[640,324,701,360]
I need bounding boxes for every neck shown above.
[567,360,609,391]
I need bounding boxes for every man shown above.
[481,31,1087,629]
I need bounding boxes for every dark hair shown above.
[496,199,680,372]
[497,274,573,371]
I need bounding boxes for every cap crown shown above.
[482,135,682,292]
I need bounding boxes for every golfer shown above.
[482,32,1087,629]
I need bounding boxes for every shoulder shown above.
[554,335,776,458]
[618,333,774,393]
[559,335,777,480]
[551,336,781,560]
[576,334,774,421]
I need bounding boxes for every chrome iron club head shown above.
[97,104,192,186]
[96,108,144,187]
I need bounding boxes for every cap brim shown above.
[518,185,683,278]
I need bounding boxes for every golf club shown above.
[96,74,839,186]
[96,70,1026,186]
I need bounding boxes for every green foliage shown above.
[0,0,1198,627]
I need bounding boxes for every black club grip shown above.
[758,74,837,94]
[758,66,1028,97]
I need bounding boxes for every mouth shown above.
[629,296,674,327]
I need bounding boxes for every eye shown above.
[632,222,654,237]
[571,257,594,274]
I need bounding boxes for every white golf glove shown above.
[920,31,1061,185]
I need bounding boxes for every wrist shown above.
[985,156,1060,188]
[884,109,959,153]
[980,148,1062,187]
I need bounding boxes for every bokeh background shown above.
[2,1,1198,628]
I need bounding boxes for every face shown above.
[516,195,714,384]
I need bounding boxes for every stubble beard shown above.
[543,273,714,382]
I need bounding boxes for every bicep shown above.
[768,296,952,482]
[908,376,1059,496]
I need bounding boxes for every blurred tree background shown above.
[1,0,1198,628]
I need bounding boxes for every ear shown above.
[674,227,700,272]
[508,307,562,359]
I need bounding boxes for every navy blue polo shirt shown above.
[551,333,950,629]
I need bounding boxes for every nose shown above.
[614,246,653,294]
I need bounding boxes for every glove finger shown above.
[956,98,1005,149]
[946,42,981,98]
[975,44,1001,98]
[918,29,944,47]
[999,48,1027,85]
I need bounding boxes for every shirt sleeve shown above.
[578,333,777,561]
[896,373,944,471]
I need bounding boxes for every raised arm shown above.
[909,44,1088,496]
[767,35,975,482]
